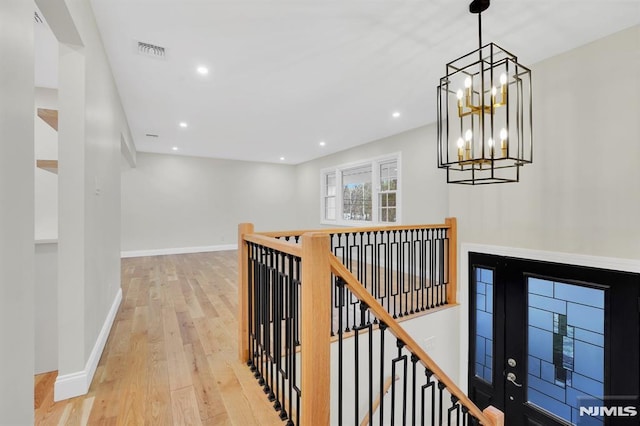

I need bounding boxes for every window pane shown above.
[325,173,336,196]
[474,267,494,384]
[526,278,605,424]
[325,197,335,220]
[378,160,397,223]
[388,208,396,222]
[388,193,396,207]
[342,165,372,221]
[323,172,336,221]
[380,161,397,190]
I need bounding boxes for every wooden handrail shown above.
[243,232,303,257]
[257,222,451,238]
[329,253,493,425]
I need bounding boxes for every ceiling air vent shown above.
[34,11,43,23]
[137,41,166,60]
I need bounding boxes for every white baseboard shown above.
[54,287,122,401]
[120,244,237,258]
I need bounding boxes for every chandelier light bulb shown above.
[500,128,508,140]
[457,89,464,100]
[465,129,473,141]
[464,76,472,88]
[500,73,507,85]
[487,138,495,147]
[457,137,464,148]
[491,86,497,96]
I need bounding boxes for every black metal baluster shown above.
[437,381,445,426]
[389,230,397,319]
[257,249,266,388]
[365,303,373,426]
[379,321,387,425]
[401,229,408,317]
[438,230,445,306]
[371,231,379,303]
[337,277,345,426]
[354,305,360,426]
[408,230,415,315]
[281,255,293,422]
[419,229,427,312]
[429,230,436,309]
[447,395,461,426]
[392,230,400,319]
[411,354,418,426]
[289,255,301,426]
[444,229,450,304]
[265,249,274,400]
[391,339,407,426]
[273,255,283,412]
[247,243,256,370]
[421,369,435,425]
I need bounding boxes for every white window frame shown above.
[320,153,401,226]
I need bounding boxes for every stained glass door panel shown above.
[527,278,604,425]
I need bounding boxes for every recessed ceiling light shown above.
[196,66,209,75]
[172,147,178,151]
[319,141,326,147]
[179,122,188,128]
[392,111,401,118]
[280,156,285,161]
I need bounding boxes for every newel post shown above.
[238,223,254,363]
[300,232,331,425]
[483,405,504,426]
[445,217,458,304]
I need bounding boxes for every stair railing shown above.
[238,219,503,426]
[260,218,459,333]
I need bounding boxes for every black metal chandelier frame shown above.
[437,0,533,185]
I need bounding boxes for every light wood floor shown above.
[35,251,284,426]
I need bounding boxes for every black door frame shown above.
[466,249,640,425]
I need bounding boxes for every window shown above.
[324,172,336,220]
[321,154,400,225]
[378,160,397,223]
[342,165,372,221]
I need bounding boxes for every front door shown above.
[468,252,640,425]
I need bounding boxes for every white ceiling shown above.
[88,0,639,165]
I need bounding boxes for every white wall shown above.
[121,152,299,253]
[120,124,448,253]
[0,1,35,423]
[36,0,133,400]
[35,242,58,374]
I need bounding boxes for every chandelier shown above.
[437,0,533,184]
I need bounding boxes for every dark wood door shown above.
[468,252,640,425]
